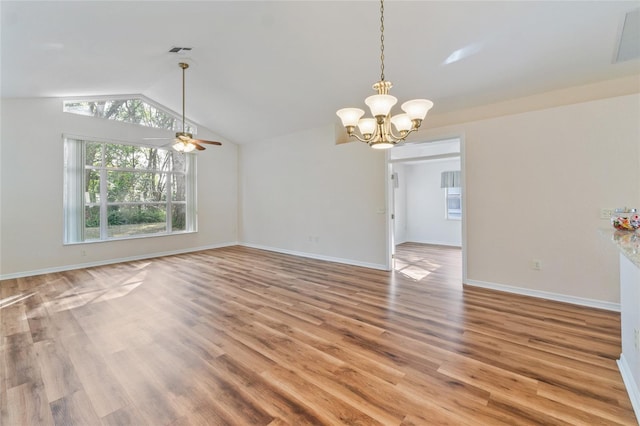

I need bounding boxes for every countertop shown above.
[608,229,640,268]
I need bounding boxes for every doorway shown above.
[393,242,462,287]
[387,138,465,281]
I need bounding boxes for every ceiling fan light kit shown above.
[336,0,433,150]
[172,62,222,153]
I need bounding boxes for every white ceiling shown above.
[2,1,639,145]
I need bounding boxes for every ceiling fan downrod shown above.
[179,62,190,138]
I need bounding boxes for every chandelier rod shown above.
[379,0,385,82]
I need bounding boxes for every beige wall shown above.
[0,98,239,277]
[239,125,388,269]
[242,86,639,306]
[422,93,640,304]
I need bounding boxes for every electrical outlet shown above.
[635,328,639,351]
[600,208,614,219]
[81,250,87,257]
[531,259,542,271]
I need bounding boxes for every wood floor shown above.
[1,243,637,425]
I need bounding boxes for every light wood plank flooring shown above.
[1,243,637,425]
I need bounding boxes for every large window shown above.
[64,138,196,243]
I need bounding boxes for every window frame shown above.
[64,136,197,244]
[63,94,197,134]
[445,186,462,221]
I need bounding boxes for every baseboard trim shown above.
[240,243,388,271]
[465,279,620,312]
[0,242,238,280]
[618,354,640,423]
[405,240,462,248]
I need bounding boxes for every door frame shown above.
[385,136,467,284]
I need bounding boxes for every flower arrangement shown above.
[612,214,640,231]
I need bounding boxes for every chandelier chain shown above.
[335,0,433,149]
[379,0,385,82]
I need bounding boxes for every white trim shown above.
[460,133,468,285]
[240,243,388,271]
[465,279,620,312]
[405,240,462,248]
[64,132,165,149]
[389,152,460,164]
[618,354,640,423]
[386,135,467,281]
[0,242,238,280]
[386,150,393,270]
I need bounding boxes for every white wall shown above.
[404,158,462,246]
[0,98,238,277]
[419,93,640,304]
[239,125,388,269]
[393,163,408,245]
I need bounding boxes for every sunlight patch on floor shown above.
[0,292,35,310]
[397,266,432,281]
[394,259,441,282]
[93,282,142,303]
[44,274,146,313]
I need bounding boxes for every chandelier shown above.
[336,0,433,149]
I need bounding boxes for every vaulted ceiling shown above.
[2,1,639,144]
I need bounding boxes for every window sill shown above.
[64,230,197,245]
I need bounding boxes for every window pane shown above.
[104,144,136,168]
[446,188,462,220]
[84,206,100,240]
[172,174,186,201]
[85,142,102,167]
[172,203,186,231]
[172,151,186,172]
[107,205,166,237]
[107,171,167,202]
[132,147,171,171]
[85,169,100,203]
[63,98,196,133]
[447,196,461,210]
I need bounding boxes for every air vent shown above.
[169,47,192,53]
[615,8,640,63]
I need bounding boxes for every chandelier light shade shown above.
[365,94,397,117]
[336,0,434,149]
[358,118,377,138]
[335,108,365,128]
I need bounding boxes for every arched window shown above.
[63,96,197,133]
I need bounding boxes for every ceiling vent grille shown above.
[169,47,192,53]
[615,8,640,63]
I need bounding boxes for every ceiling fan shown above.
[149,62,222,152]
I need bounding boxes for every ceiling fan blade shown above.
[192,142,206,151]
[192,139,222,146]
